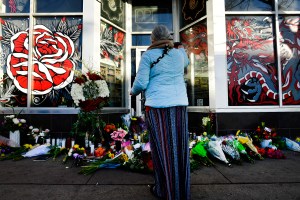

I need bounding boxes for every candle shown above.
[61,138,66,148]
[52,138,56,146]
[71,139,75,147]
[90,144,95,156]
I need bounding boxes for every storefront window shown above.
[225,0,273,11]
[100,21,125,107]
[30,17,82,107]
[180,0,206,28]
[36,0,83,13]
[0,0,30,13]
[0,17,29,107]
[181,21,209,106]
[226,16,278,106]
[279,15,300,105]
[101,0,125,29]
[132,34,151,46]
[132,0,172,32]
[278,0,300,11]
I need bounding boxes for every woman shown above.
[130,25,190,200]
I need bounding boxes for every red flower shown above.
[74,75,87,84]
[87,72,103,81]
[78,97,107,112]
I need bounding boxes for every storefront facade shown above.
[0,0,299,138]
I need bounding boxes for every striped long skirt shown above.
[146,106,190,200]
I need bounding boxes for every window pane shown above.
[0,17,29,107]
[0,0,30,13]
[181,21,209,106]
[36,0,83,13]
[180,0,206,28]
[225,0,273,11]
[226,16,278,106]
[279,15,300,105]
[132,34,151,46]
[31,17,82,107]
[278,0,300,11]
[100,22,125,107]
[132,0,172,32]
[101,0,125,29]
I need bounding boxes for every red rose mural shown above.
[7,24,77,95]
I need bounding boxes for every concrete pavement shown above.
[0,150,299,200]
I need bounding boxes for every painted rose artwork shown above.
[0,17,82,107]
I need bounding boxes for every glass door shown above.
[131,48,147,117]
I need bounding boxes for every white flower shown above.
[32,128,40,133]
[20,119,26,123]
[44,129,50,133]
[202,117,210,126]
[5,115,15,119]
[12,118,19,124]
[70,83,85,106]
[29,126,33,129]
[96,80,110,97]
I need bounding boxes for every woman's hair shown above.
[151,25,173,41]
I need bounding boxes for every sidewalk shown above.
[0,150,299,200]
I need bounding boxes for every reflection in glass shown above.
[278,0,300,11]
[132,0,172,32]
[0,17,29,107]
[225,0,273,11]
[180,0,206,28]
[279,15,300,105]
[226,16,278,106]
[132,34,151,46]
[30,17,82,107]
[0,0,29,13]
[36,0,83,13]
[100,22,125,107]
[181,21,209,106]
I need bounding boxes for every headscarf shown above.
[148,25,174,50]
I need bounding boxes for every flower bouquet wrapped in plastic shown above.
[207,136,231,166]
[285,137,300,152]
[220,136,242,165]
[191,141,214,167]
[231,138,254,163]
[236,131,263,160]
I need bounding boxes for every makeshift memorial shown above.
[236,130,263,160]
[70,67,109,147]
[28,128,50,144]
[190,141,214,167]
[63,144,87,166]
[22,144,51,158]
[0,109,32,147]
[207,135,231,166]
[0,143,32,161]
[285,137,300,152]
[79,152,124,175]
[220,137,242,164]
[231,138,254,163]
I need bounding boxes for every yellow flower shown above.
[80,147,85,151]
[73,144,79,149]
[203,132,207,136]
[120,154,128,162]
[23,144,33,149]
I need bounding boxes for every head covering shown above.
[150,25,173,42]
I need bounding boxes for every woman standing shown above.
[130,25,190,200]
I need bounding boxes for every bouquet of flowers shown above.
[70,69,109,112]
[63,144,87,166]
[29,128,50,144]
[1,114,30,132]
